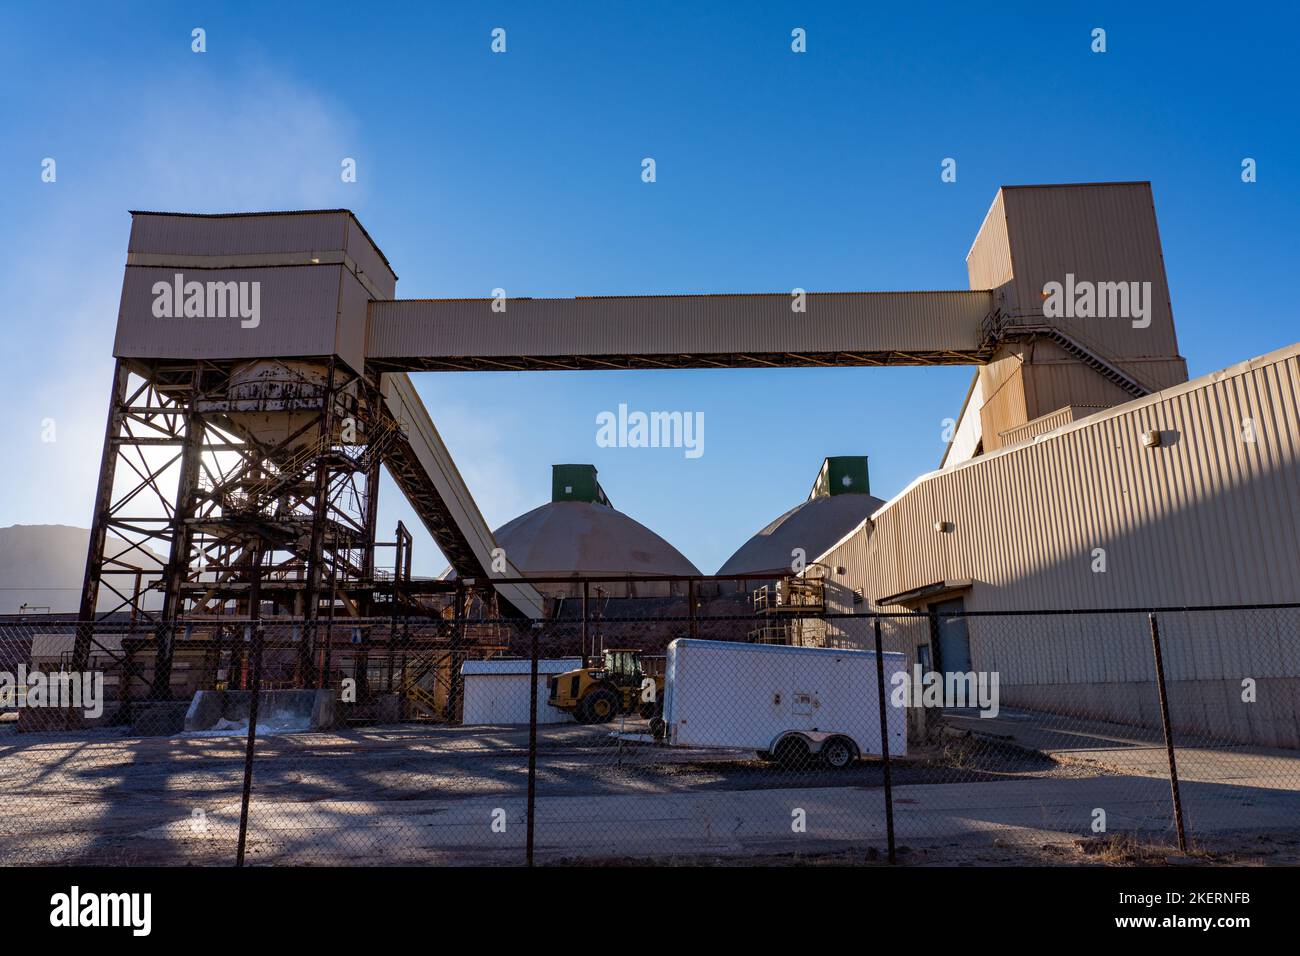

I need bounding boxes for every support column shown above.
[75,361,131,671]
[152,367,205,698]
[298,358,339,686]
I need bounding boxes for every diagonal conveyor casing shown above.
[379,371,545,618]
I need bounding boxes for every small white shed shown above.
[460,658,583,725]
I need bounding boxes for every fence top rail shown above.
[453,603,1300,625]
[4,601,1295,631]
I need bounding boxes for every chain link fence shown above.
[3,603,1299,866]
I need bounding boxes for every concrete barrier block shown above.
[183,689,337,733]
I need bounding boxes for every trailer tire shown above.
[582,688,620,724]
[821,736,857,770]
[773,735,813,770]
[650,717,666,740]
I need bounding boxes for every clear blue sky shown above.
[1,1,1297,576]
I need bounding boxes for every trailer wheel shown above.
[650,717,666,740]
[821,736,857,770]
[582,688,620,724]
[773,735,812,770]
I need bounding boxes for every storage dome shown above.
[717,457,884,576]
[446,465,699,595]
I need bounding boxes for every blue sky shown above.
[1,1,1297,576]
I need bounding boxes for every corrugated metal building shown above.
[958,183,1190,459]
[813,342,1300,745]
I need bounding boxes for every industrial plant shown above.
[3,180,1298,869]
[46,181,1291,726]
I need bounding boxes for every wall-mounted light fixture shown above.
[934,520,955,534]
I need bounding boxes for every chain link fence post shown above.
[872,617,897,864]
[1148,611,1189,852]
[235,547,265,867]
[234,620,264,867]
[527,622,539,867]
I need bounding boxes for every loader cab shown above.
[595,649,643,688]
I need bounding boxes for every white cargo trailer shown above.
[660,639,906,767]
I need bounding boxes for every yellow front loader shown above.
[547,649,663,724]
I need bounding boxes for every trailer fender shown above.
[767,730,818,756]
[767,730,848,756]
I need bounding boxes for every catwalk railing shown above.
[1,603,1299,866]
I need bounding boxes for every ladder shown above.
[395,648,445,719]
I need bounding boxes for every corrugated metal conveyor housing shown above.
[378,372,545,618]
[365,291,997,371]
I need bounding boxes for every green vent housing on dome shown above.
[810,456,870,499]
[552,464,612,506]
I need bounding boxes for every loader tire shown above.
[582,688,620,724]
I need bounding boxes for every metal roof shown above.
[126,208,397,278]
[461,658,581,676]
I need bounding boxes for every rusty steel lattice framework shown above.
[75,356,408,692]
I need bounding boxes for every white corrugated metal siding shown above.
[461,658,582,725]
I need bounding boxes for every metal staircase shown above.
[394,648,444,718]
[983,310,1153,399]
